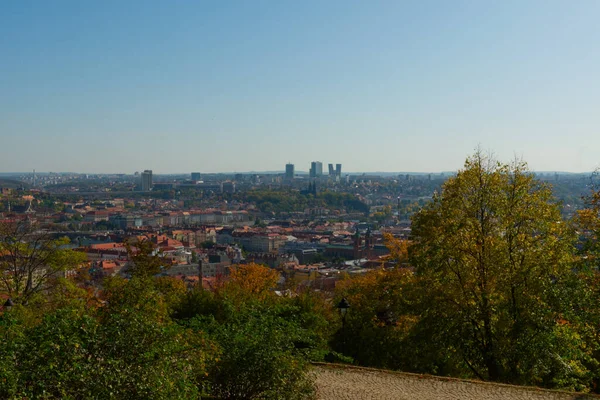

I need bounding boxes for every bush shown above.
[196,306,315,400]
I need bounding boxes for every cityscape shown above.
[0,161,591,286]
[3,1,600,399]
[2,155,598,398]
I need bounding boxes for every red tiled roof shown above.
[90,243,124,250]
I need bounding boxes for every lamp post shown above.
[3,298,14,312]
[337,298,350,328]
[337,298,350,356]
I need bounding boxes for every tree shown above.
[410,152,581,386]
[220,263,279,301]
[154,275,188,312]
[572,179,600,391]
[382,232,410,266]
[172,268,319,399]
[192,304,315,400]
[333,267,417,370]
[0,220,86,302]
[575,184,600,267]
[0,278,215,399]
[125,239,166,278]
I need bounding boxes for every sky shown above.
[1,1,600,174]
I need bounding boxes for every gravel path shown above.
[314,365,596,400]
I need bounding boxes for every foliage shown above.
[327,153,600,392]
[333,268,419,370]
[382,232,410,265]
[0,277,215,400]
[575,189,600,267]
[278,290,338,361]
[125,239,167,278]
[224,263,279,297]
[239,189,368,215]
[0,220,86,302]
[173,275,327,399]
[194,306,315,400]
[154,275,188,311]
[410,152,582,385]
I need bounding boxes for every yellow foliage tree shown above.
[382,232,410,266]
[410,152,578,383]
[220,263,280,301]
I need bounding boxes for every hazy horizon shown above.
[2,1,600,173]
[0,169,594,177]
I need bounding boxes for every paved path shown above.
[314,365,596,400]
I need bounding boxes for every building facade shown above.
[141,170,153,191]
[285,163,295,180]
[310,161,323,178]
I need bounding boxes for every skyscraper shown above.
[335,164,342,177]
[328,164,334,176]
[191,172,201,181]
[310,161,323,178]
[285,163,295,180]
[141,170,153,191]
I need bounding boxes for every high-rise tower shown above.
[310,161,323,178]
[285,163,295,180]
[141,170,153,191]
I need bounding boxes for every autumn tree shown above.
[0,220,86,303]
[410,152,583,386]
[571,175,600,391]
[219,263,279,302]
[575,182,600,266]
[382,232,410,266]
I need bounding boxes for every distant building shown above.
[285,163,295,180]
[310,161,323,178]
[336,164,342,177]
[141,170,153,191]
[191,172,201,181]
[222,181,236,194]
[328,164,334,176]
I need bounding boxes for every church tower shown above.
[353,227,362,259]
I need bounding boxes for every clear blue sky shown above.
[2,1,600,174]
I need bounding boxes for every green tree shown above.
[192,305,315,400]
[125,239,166,278]
[334,268,418,370]
[0,277,215,399]
[173,273,325,399]
[410,152,582,386]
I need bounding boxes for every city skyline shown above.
[0,166,594,176]
[2,1,600,173]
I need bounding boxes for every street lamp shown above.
[337,298,350,327]
[3,298,14,311]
